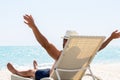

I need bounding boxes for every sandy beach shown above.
[0,63,120,80]
[83,63,120,80]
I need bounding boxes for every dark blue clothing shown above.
[35,68,50,80]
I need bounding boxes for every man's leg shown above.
[7,63,35,78]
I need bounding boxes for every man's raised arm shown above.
[99,30,120,51]
[23,14,60,60]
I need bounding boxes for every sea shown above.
[0,45,120,70]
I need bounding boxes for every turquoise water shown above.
[93,45,120,63]
[0,46,120,69]
[0,46,54,70]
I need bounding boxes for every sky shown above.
[0,0,120,48]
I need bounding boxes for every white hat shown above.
[63,30,79,39]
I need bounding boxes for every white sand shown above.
[0,69,11,80]
[83,63,120,80]
[0,63,120,80]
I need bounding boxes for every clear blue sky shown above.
[0,0,120,48]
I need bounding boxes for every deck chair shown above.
[42,36,105,80]
[11,74,33,80]
[11,36,105,80]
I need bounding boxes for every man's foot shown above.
[33,60,38,69]
[7,63,18,74]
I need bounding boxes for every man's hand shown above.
[110,30,120,39]
[23,14,36,29]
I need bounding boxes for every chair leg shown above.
[87,65,102,80]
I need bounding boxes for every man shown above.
[7,14,120,80]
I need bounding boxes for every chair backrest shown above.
[50,36,105,80]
